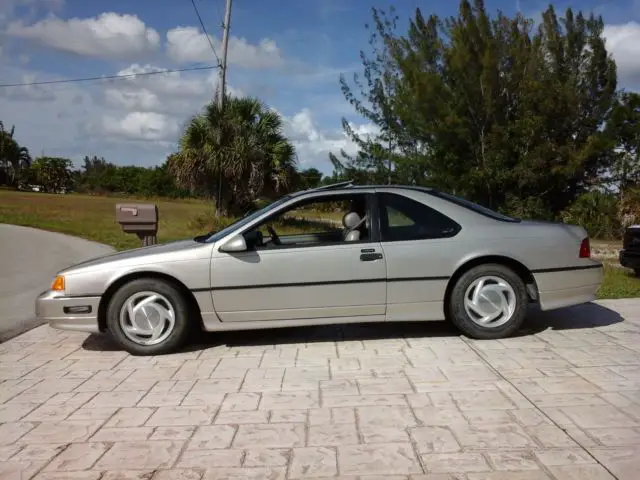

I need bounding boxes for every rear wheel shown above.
[634,268,640,278]
[448,264,528,340]
[106,278,192,355]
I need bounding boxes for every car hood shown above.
[60,238,207,274]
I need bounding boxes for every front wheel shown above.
[448,264,528,340]
[106,278,192,355]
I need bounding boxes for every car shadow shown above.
[522,301,624,333]
[81,301,625,354]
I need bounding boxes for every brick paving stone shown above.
[590,446,640,480]
[186,425,236,449]
[243,448,290,467]
[91,426,153,441]
[233,423,305,448]
[43,442,110,471]
[546,464,618,479]
[151,470,203,480]
[176,448,244,468]
[410,427,461,454]
[103,406,155,427]
[146,405,217,426]
[339,443,423,475]
[20,420,103,444]
[270,409,308,423]
[485,451,540,471]
[1,299,639,478]
[94,440,183,470]
[100,471,159,479]
[202,467,287,479]
[259,391,320,410]
[220,392,261,411]
[215,410,270,424]
[33,472,103,479]
[420,452,491,473]
[289,447,338,478]
[150,425,196,440]
[308,423,359,446]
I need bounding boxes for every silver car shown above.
[36,183,603,355]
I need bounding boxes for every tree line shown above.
[1,1,638,237]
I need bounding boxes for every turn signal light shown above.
[51,275,65,291]
[579,238,591,258]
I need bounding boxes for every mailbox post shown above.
[115,203,158,246]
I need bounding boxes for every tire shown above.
[635,268,640,278]
[448,263,528,340]
[106,278,192,355]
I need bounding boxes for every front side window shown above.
[203,195,291,243]
[244,193,371,249]
[379,192,460,242]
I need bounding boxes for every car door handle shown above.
[360,253,383,261]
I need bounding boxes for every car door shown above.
[210,192,387,323]
[376,190,462,322]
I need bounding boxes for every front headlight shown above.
[51,275,65,292]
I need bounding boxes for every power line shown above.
[0,65,220,88]
[190,0,221,66]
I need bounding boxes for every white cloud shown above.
[0,61,362,172]
[100,112,180,143]
[0,81,55,102]
[283,108,378,169]
[6,12,160,59]
[98,63,242,117]
[0,0,64,26]
[166,26,284,69]
[604,22,640,86]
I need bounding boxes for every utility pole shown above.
[216,0,232,216]
[218,0,232,108]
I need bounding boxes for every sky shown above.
[1,0,639,175]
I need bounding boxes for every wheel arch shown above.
[97,271,204,332]
[443,255,539,318]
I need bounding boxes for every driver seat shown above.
[342,212,366,241]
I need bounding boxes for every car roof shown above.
[293,182,434,198]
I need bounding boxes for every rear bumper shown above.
[619,250,640,270]
[35,290,101,333]
[534,263,603,311]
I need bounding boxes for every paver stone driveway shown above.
[0,299,639,479]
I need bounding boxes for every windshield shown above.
[198,195,291,243]
[429,191,520,223]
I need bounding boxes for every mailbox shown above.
[116,203,158,246]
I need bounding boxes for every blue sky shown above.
[1,0,639,174]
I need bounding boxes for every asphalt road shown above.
[0,224,114,342]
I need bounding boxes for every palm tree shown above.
[169,96,297,216]
[0,121,32,187]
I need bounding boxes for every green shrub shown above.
[560,191,622,239]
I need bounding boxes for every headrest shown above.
[342,212,361,229]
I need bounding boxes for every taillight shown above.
[579,238,590,258]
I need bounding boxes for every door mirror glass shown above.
[219,234,247,253]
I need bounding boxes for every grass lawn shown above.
[0,189,214,251]
[1,189,638,299]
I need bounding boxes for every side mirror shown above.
[219,235,247,253]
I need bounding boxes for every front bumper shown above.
[619,249,640,270]
[35,290,102,333]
